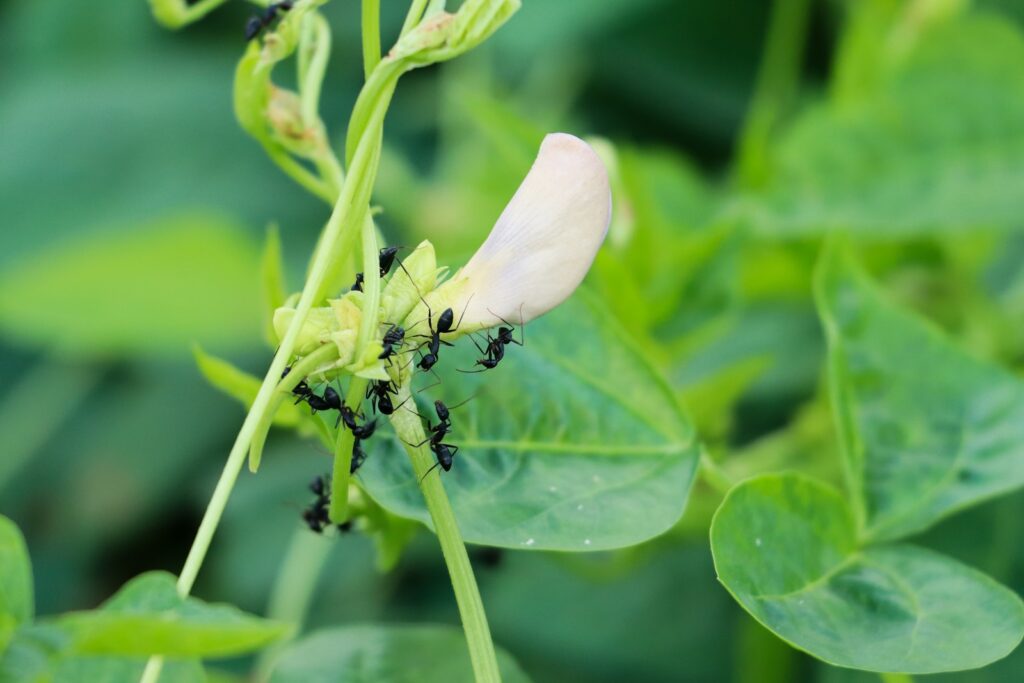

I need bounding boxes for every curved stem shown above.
[401,0,429,37]
[389,386,502,683]
[362,0,381,80]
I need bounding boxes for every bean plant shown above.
[2,0,1024,682]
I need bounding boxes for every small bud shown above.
[273,306,338,355]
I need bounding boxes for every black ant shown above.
[281,366,312,402]
[366,378,404,415]
[378,246,400,277]
[378,324,405,361]
[302,475,330,533]
[462,319,524,372]
[245,0,293,41]
[336,401,376,440]
[349,247,401,292]
[350,438,369,474]
[416,306,468,372]
[302,475,354,533]
[410,398,473,478]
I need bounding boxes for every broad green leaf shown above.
[268,624,531,683]
[0,213,262,357]
[56,572,290,657]
[0,623,205,683]
[817,245,1024,541]
[711,474,1024,673]
[743,15,1024,236]
[193,347,303,428]
[360,291,700,550]
[0,516,32,627]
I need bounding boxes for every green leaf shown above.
[268,624,531,683]
[361,291,700,550]
[711,474,1024,673]
[0,623,206,683]
[0,213,262,357]
[816,245,1024,541]
[744,15,1024,236]
[0,516,32,627]
[56,572,290,657]
[193,347,302,428]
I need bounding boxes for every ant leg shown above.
[446,394,477,412]
[419,460,442,482]
[487,306,526,346]
[416,379,442,394]
[448,293,475,335]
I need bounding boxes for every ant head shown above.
[420,353,437,369]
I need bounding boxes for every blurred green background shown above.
[2,1,1024,681]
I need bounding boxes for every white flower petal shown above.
[445,132,611,328]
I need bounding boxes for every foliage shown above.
[3,0,1024,681]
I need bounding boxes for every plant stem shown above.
[329,377,368,523]
[736,0,813,188]
[389,386,502,683]
[255,528,334,681]
[401,0,429,37]
[361,0,381,80]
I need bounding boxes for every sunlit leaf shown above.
[817,245,1024,541]
[711,474,1024,673]
[360,291,700,550]
[0,213,262,357]
[56,572,290,657]
[269,624,531,683]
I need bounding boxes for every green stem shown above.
[255,528,334,681]
[389,386,502,683]
[736,0,813,188]
[141,56,395,683]
[401,0,429,37]
[699,451,735,495]
[330,210,383,522]
[362,0,382,80]
[329,377,368,523]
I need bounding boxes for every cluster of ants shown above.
[290,246,522,533]
[244,1,293,42]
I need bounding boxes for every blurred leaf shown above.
[817,245,1024,541]
[0,516,32,628]
[711,474,1024,673]
[51,656,206,683]
[0,622,206,683]
[268,624,531,683]
[56,572,290,657]
[261,225,288,347]
[194,346,302,428]
[0,213,262,357]
[744,15,1024,236]
[361,291,700,550]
